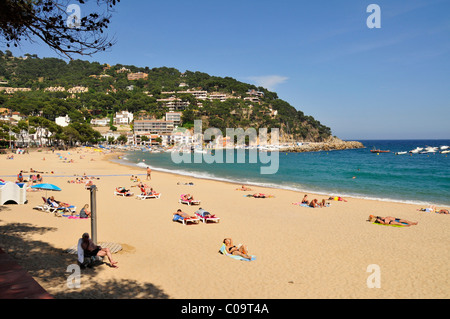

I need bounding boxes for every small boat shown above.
[371,147,390,153]
[409,147,423,154]
[441,150,450,154]
[395,151,407,155]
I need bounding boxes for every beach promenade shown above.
[0,147,449,299]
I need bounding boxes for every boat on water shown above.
[409,147,423,154]
[441,150,450,154]
[395,151,408,155]
[370,147,390,153]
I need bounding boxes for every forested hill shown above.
[0,51,332,142]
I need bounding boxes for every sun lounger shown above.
[179,194,200,206]
[195,208,220,223]
[136,187,160,200]
[114,188,133,197]
[136,192,161,200]
[219,244,256,261]
[34,196,51,212]
[172,214,200,225]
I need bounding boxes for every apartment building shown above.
[165,112,182,126]
[134,119,174,135]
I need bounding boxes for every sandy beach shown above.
[0,147,449,299]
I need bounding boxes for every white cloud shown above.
[247,75,288,91]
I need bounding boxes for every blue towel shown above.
[173,214,184,222]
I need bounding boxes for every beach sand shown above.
[0,148,449,299]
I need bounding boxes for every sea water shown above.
[115,140,450,207]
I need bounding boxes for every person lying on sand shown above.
[236,185,252,191]
[246,193,274,198]
[417,206,449,214]
[223,238,252,260]
[368,215,418,226]
[329,196,347,202]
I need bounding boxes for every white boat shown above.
[441,150,450,154]
[395,151,407,155]
[424,147,438,153]
[409,147,423,154]
[440,145,449,150]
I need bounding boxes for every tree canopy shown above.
[0,0,120,59]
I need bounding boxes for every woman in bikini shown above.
[223,238,252,260]
[368,215,418,226]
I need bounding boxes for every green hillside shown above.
[0,51,332,142]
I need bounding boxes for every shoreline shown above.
[1,147,449,299]
[109,152,450,209]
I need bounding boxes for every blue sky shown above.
[6,0,450,140]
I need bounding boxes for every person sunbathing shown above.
[418,206,449,214]
[48,196,70,208]
[329,196,347,202]
[309,199,320,207]
[368,215,418,226]
[223,238,252,260]
[117,187,130,194]
[250,193,273,198]
[173,209,195,219]
[183,194,194,201]
[301,195,309,205]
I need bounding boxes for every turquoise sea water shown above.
[115,140,450,207]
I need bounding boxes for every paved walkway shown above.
[0,248,53,299]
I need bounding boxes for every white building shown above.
[170,129,193,146]
[165,112,182,126]
[114,111,134,125]
[90,118,109,126]
[55,115,70,127]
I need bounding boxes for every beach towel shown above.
[172,214,195,222]
[292,203,313,207]
[173,214,183,222]
[219,244,256,262]
[372,222,405,228]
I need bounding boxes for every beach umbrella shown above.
[32,183,62,197]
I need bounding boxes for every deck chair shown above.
[172,213,200,225]
[195,208,220,223]
[34,197,51,212]
[46,198,77,214]
[179,194,201,206]
[136,187,161,200]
